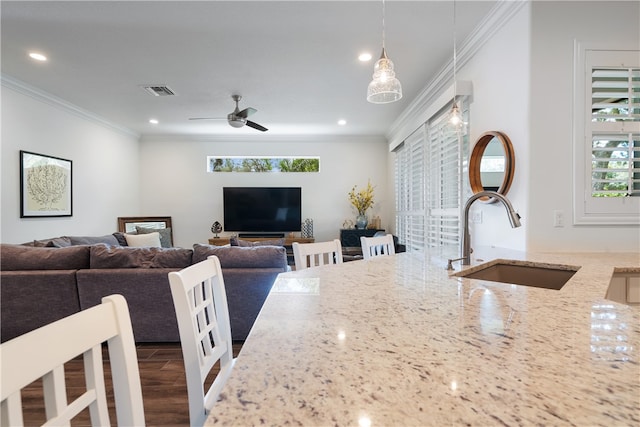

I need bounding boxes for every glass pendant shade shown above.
[449,101,462,126]
[367,48,402,104]
[448,1,463,130]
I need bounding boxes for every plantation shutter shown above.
[394,141,408,245]
[394,128,425,252]
[425,106,467,248]
[394,99,468,252]
[591,133,640,197]
[583,49,640,220]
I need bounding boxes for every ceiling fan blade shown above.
[246,120,268,132]
[236,107,257,119]
[188,117,226,121]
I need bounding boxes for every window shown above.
[425,110,468,248]
[206,156,320,172]
[394,128,425,253]
[395,100,468,252]
[574,45,640,224]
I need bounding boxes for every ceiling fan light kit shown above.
[367,0,402,104]
[189,94,268,132]
[227,116,246,128]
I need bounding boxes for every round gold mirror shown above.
[469,131,515,203]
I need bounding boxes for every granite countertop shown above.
[207,248,640,426]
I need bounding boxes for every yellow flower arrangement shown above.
[348,180,375,215]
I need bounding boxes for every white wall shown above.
[1,82,388,248]
[393,0,639,254]
[1,84,141,243]
[138,135,389,248]
[527,1,639,252]
[460,3,530,252]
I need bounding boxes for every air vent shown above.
[141,85,176,97]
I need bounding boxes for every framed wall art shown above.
[20,150,72,217]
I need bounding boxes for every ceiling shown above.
[1,1,498,137]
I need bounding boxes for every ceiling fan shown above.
[189,95,268,132]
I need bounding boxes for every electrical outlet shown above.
[553,210,564,227]
[471,210,483,224]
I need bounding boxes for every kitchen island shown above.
[206,248,639,426]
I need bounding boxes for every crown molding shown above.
[139,133,386,144]
[1,74,139,139]
[387,0,528,145]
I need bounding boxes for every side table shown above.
[339,229,385,248]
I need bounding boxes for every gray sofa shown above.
[1,242,288,343]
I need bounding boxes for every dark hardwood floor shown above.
[21,342,243,426]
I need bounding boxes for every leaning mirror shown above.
[469,131,515,203]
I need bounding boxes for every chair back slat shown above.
[361,234,396,260]
[292,239,343,270]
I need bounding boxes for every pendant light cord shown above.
[367,0,402,103]
[382,0,387,51]
[452,0,457,100]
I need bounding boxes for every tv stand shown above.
[208,236,314,246]
[238,233,285,238]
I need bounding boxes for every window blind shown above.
[395,128,425,253]
[575,47,640,223]
[394,99,468,252]
[591,133,639,197]
[425,109,467,248]
[591,68,639,123]
[591,66,640,197]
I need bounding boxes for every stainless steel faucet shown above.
[449,191,521,269]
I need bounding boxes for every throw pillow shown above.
[67,234,120,246]
[112,232,129,246]
[124,232,161,248]
[229,237,285,247]
[135,226,173,248]
[21,236,72,247]
[48,236,73,247]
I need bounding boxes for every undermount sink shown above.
[605,271,640,305]
[451,259,580,290]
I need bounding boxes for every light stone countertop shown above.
[206,247,640,426]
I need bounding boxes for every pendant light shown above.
[367,0,402,104]
[448,0,463,126]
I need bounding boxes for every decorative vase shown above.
[355,214,368,230]
[301,218,314,238]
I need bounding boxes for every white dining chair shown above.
[168,255,235,427]
[360,233,396,260]
[292,239,344,270]
[0,294,145,427]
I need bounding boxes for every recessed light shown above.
[358,53,372,62]
[338,119,347,126]
[29,52,47,61]
[149,119,159,125]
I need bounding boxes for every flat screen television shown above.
[223,187,302,235]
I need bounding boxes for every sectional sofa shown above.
[0,238,288,343]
